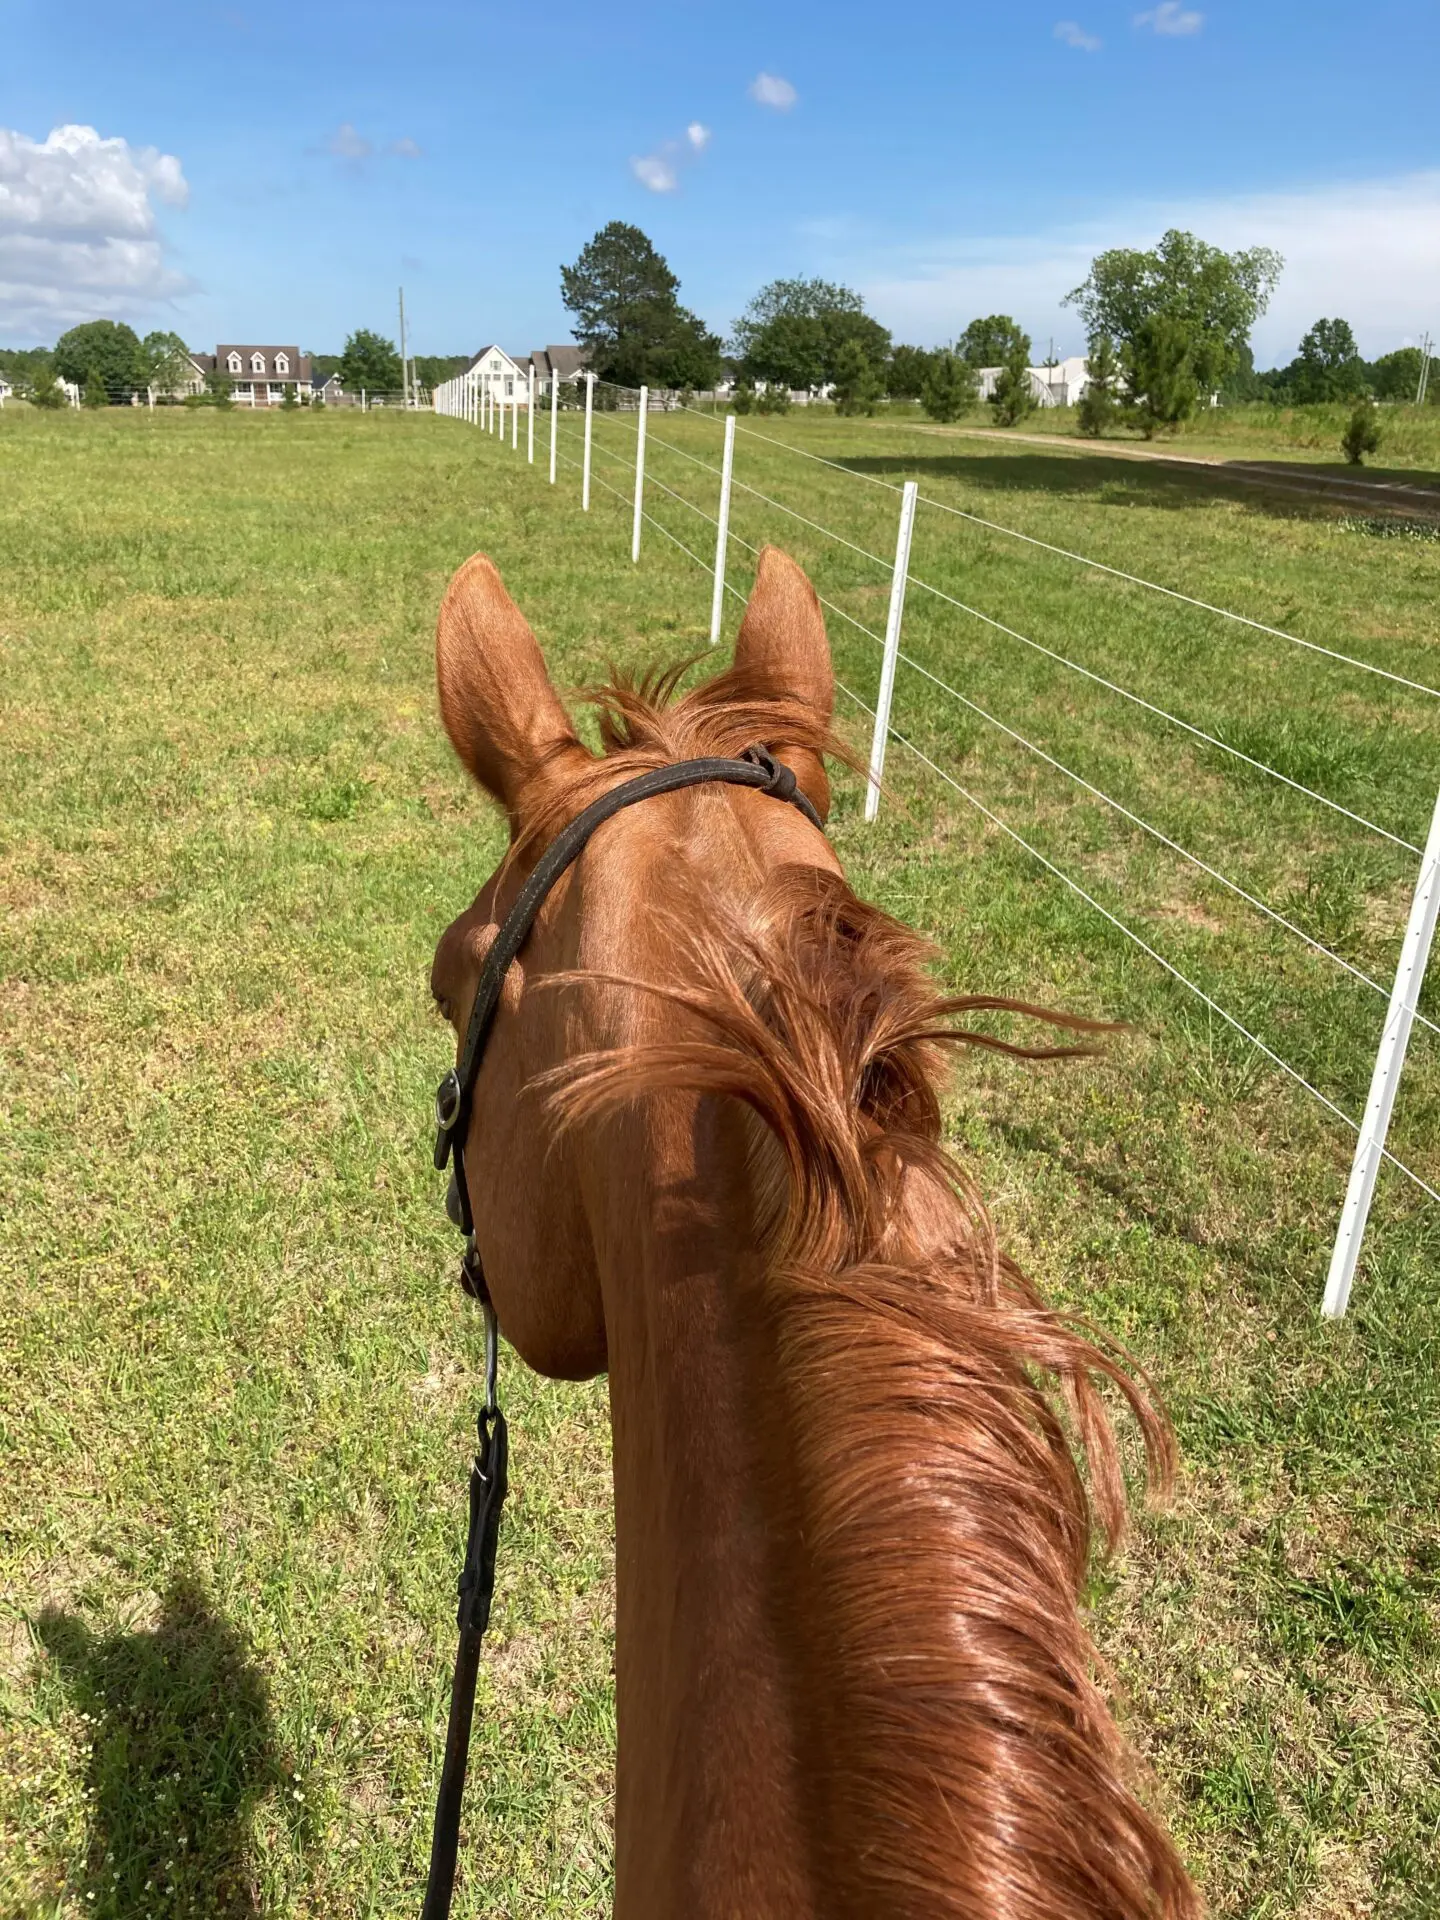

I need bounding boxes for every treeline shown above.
[0,320,471,406]
[559,223,1436,451]
[1,321,202,407]
[1225,323,1430,406]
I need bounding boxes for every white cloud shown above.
[1134,3,1204,34]
[853,172,1440,367]
[749,72,798,110]
[686,122,711,152]
[1054,20,1102,50]
[388,136,423,159]
[631,153,678,193]
[326,122,372,160]
[0,124,190,336]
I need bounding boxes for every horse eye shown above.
[432,990,454,1023]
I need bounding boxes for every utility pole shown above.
[1417,332,1433,408]
[398,286,409,409]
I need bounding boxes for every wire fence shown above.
[432,366,1440,1317]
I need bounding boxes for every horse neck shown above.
[595,1093,822,1920]
[594,1097,1196,1920]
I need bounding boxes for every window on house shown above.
[275,353,289,374]
[505,377,514,395]
[227,353,242,373]
[251,353,266,374]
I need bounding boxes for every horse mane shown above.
[540,664,1201,1919]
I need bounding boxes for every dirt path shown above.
[894,422,1440,516]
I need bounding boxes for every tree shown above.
[53,320,144,396]
[83,368,109,408]
[729,375,756,415]
[1124,313,1200,436]
[1076,333,1119,437]
[990,337,1037,427]
[1368,347,1425,403]
[1286,318,1367,404]
[742,311,827,391]
[919,351,976,422]
[831,338,883,416]
[732,278,890,392]
[1066,229,1282,402]
[338,328,402,394]
[412,353,469,392]
[886,344,933,400]
[141,330,193,393]
[958,315,1029,368]
[205,368,234,409]
[29,363,65,409]
[1342,398,1382,466]
[560,222,721,390]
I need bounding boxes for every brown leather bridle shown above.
[422,746,823,1918]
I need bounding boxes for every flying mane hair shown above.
[533,662,1201,1919]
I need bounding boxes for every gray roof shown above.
[215,345,309,379]
[543,344,589,380]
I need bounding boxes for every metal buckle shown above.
[434,1068,464,1169]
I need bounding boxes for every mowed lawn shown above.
[2,403,1437,1919]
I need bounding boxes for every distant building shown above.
[525,344,590,396]
[189,346,313,406]
[973,355,1092,408]
[463,343,591,405]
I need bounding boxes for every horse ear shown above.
[732,546,835,817]
[435,554,585,822]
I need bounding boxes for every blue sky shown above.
[2,0,1436,365]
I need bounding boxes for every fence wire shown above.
[441,375,1440,1214]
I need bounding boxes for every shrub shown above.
[1124,315,1200,437]
[1077,333,1119,438]
[29,365,65,410]
[989,338,1037,427]
[831,339,882,416]
[920,351,975,423]
[1342,399,1382,466]
[83,369,108,408]
[730,377,756,415]
[755,383,791,415]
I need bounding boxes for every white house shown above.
[465,345,532,407]
[464,343,592,404]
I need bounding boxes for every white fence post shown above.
[528,368,535,464]
[709,413,736,645]
[864,481,920,824]
[1322,787,1440,1317]
[512,388,518,450]
[582,371,594,510]
[549,373,558,484]
[631,385,648,562]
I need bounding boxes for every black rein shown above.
[422,745,823,1920]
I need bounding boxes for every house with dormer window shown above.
[188,345,312,405]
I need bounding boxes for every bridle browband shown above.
[422,745,824,1920]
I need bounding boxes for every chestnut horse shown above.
[428,546,1199,1919]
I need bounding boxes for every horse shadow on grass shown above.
[38,1575,294,1920]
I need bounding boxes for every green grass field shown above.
[2,403,1438,1918]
